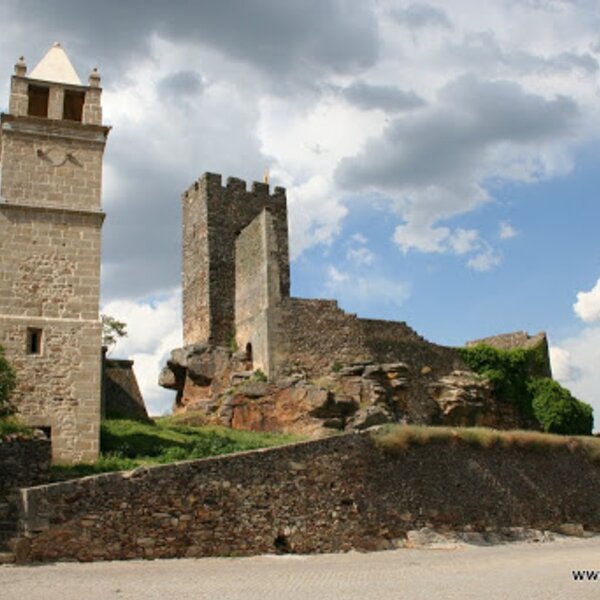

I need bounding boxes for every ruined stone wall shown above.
[15,433,600,562]
[102,357,150,423]
[273,298,368,376]
[359,318,465,377]
[182,173,289,347]
[467,331,552,378]
[0,437,50,551]
[272,301,463,381]
[0,114,107,211]
[467,331,545,351]
[235,209,281,376]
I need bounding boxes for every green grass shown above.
[373,424,600,462]
[51,417,302,480]
[0,416,33,438]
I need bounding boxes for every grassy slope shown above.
[51,417,301,480]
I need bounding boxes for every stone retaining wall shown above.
[0,436,50,549]
[14,432,600,563]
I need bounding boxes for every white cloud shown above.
[346,234,374,266]
[499,220,518,239]
[394,222,450,254]
[347,246,375,266]
[325,265,410,316]
[337,74,581,260]
[549,346,577,382]
[467,249,502,272]
[448,228,480,255]
[102,289,182,415]
[287,175,348,258]
[574,278,600,323]
[551,327,600,430]
[328,265,349,284]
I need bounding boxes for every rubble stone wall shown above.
[182,174,289,347]
[235,209,280,376]
[16,433,600,563]
[274,298,368,376]
[102,357,150,423]
[359,318,465,378]
[0,437,50,549]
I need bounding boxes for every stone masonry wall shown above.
[0,204,103,463]
[15,433,600,563]
[0,437,51,551]
[0,114,108,211]
[182,173,289,347]
[1,318,102,463]
[467,331,552,378]
[273,300,464,381]
[102,357,150,423]
[0,205,103,321]
[273,298,368,376]
[359,318,465,377]
[235,209,281,376]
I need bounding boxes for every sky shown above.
[1,0,600,423]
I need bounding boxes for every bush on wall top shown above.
[459,344,593,436]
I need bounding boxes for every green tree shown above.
[529,378,593,436]
[101,314,127,354]
[0,344,17,418]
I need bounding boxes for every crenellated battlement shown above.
[183,172,286,205]
[182,171,290,347]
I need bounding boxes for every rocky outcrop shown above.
[160,346,526,436]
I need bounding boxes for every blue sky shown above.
[1,0,599,423]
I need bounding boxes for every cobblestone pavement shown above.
[2,537,599,600]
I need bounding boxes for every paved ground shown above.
[2,537,600,600]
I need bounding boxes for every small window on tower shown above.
[28,85,49,118]
[26,328,43,355]
[63,90,85,122]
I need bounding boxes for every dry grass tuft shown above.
[373,424,600,462]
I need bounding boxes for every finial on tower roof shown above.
[14,56,27,77]
[88,67,101,87]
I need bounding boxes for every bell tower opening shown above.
[63,89,85,122]
[27,84,49,117]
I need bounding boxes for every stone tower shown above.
[182,174,290,374]
[0,44,110,463]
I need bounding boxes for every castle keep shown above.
[0,45,109,463]
[182,173,464,381]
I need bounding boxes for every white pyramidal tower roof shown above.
[29,42,82,85]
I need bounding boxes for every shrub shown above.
[459,344,594,435]
[252,369,267,382]
[0,344,16,418]
[0,416,32,438]
[459,344,533,414]
[529,378,593,436]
